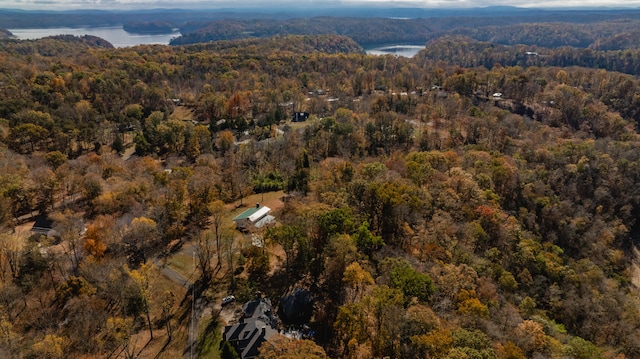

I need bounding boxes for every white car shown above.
[222,295,236,306]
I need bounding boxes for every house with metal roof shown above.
[232,204,275,232]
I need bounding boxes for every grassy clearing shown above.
[171,106,195,121]
[196,312,223,359]
[154,190,285,358]
[144,265,188,326]
[227,190,285,217]
[134,272,188,359]
[166,252,198,281]
[284,117,318,131]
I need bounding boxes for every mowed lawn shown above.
[164,190,286,279]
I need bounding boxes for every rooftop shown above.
[233,206,271,221]
[31,215,54,232]
[224,297,279,359]
[254,214,275,229]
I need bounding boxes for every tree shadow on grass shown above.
[196,316,222,357]
[153,339,172,359]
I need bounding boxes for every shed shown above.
[291,112,309,122]
[30,215,59,238]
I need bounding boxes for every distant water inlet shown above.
[366,45,424,58]
[9,28,423,54]
[8,26,181,48]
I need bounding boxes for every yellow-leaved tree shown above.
[127,263,154,340]
[31,334,67,359]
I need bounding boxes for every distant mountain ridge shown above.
[169,12,640,48]
[123,21,175,34]
[3,6,640,29]
[4,7,640,50]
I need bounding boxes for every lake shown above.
[366,45,424,58]
[9,27,424,55]
[8,26,181,48]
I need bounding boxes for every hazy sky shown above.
[3,0,640,10]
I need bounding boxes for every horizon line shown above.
[2,4,640,12]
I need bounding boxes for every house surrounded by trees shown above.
[232,204,275,232]
[222,297,279,359]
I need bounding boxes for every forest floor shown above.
[171,106,195,122]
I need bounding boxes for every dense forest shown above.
[2,16,640,359]
[6,7,633,29]
[5,7,640,49]
[123,21,176,35]
[169,14,640,48]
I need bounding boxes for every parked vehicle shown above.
[222,295,236,306]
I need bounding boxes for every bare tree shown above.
[0,232,26,284]
[221,225,238,288]
[51,210,84,271]
[208,200,225,269]
[195,230,214,281]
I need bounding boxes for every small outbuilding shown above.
[30,215,58,238]
[291,112,309,122]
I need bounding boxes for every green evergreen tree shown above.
[220,341,241,359]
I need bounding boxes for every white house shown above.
[233,204,275,232]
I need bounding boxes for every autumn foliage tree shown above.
[2,25,640,359]
[259,334,329,359]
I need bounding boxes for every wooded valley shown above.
[1,16,640,358]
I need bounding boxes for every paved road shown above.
[155,248,195,289]
[185,291,205,359]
